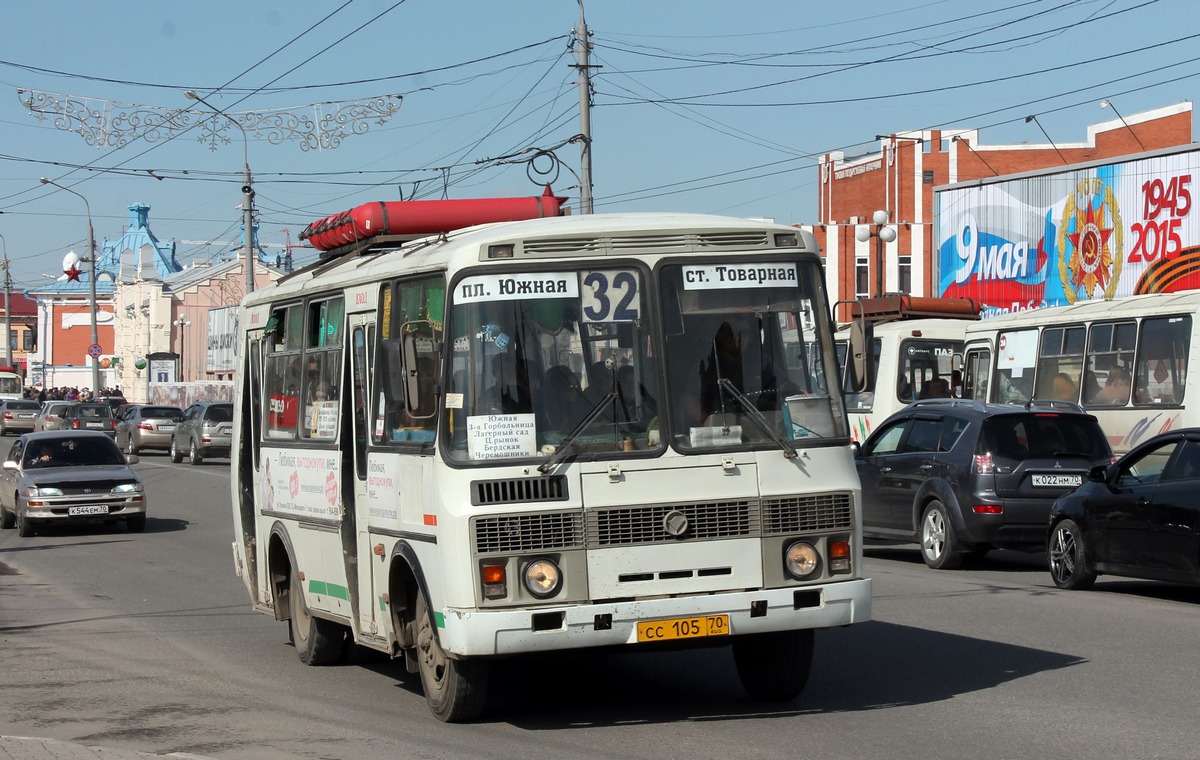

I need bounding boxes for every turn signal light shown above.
[828,538,851,573]
[481,562,507,599]
[973,453,994,474]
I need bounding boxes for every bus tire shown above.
[289,567,344,665]
[415,589,488,722]
[733,628,814,702]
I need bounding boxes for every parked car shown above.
[0,430,146,536]
[34,401,73,432]
[855,398,1113,569]
[115,405,184,455]
[1049,427,1200,590]
[0,399,43,436]
[59,403,119,438]
[170,400,233,465]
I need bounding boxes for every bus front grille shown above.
[473,512,585,554]
[470,476,568,506]
[762,492,854,534]
[587,499,758,548]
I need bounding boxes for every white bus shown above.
[834,297,980,442]
[0,368,24,400]
[229,203,873,721]
[959,290,1197,453]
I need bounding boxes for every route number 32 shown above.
[581,270,640,322]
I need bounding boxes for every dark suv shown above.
[855,398,1113,569]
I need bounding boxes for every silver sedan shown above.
[0,430,147,537]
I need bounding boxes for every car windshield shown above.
[142,407,182,419]
[980,414,1111,460]
[26,437,127,468]
[204,406,233,423]
[75,406,112,419]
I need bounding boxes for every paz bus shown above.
[229,191,873,721]
[958,289,1197,454]
[834,296,981,442]
[0,367,23,400]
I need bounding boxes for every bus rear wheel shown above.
[414,590,488,722]
[289,567,344,665]
[732,628,814,702]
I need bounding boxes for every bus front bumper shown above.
[438,577,872,657]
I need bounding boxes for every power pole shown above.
[575,0,595,214]
[0,234,10,370]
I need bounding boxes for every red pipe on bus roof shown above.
[299,185,569,251]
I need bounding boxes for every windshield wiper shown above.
[538,388,619,473]
[717,378,797,459]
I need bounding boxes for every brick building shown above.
[806,102,1193,315]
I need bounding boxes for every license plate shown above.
[636,614,730,643]
[218,426,232,435]
[68,505,109,516]
[18,413,33,418]
[85,422,103,428]
[159,425,175,431]
[1032,473,1082,487]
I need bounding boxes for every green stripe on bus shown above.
[307,580,350,600]
[435,611,445,628]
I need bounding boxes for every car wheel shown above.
[414,588,489,722]
[733,628,814,702]
[289,565,344,666]
[920,500,963,570]
[126,514,147,533]
[1049,518,1096,590]
[170,437,183,464]
[16,508,34,538]
[0,500,14,530]
[189,439,204,465]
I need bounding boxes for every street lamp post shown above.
[855,209,898,298]
[185,90,255,297]
[173,316,191,382]
[39,178,102,395]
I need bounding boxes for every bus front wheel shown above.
[289,567,344,665]
[414,590,488,722]
[732,628,814,702]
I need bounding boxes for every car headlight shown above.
[784,541,820,579]
[522,559,562,599]
[111,482,144,494]
[23,486,63,497]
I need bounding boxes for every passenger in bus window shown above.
[918,377,952,399]
[1093,365,1131,405]
[950,370,963,398]
[1082,370,1102,404]
[897,378,914,401]
[1051,372,1078,401]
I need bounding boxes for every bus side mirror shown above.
[846,319,874,393]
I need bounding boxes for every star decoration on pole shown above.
[64,263,84,282]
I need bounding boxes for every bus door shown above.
[962,344,992,402]
[346,314,377,634]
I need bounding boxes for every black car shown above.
[1049,427,1200,590]
[856,398,1113,569]
[59,402,119,438]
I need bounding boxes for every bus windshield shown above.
[445,267,660,463]
[659,260,844,450]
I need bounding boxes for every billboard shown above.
[206,305,238,374]
[936,145,1200,317]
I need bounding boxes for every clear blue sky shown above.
[0,0,1194,290]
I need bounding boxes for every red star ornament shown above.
[64,264,84,282]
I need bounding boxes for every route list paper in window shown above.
[467,414,537,459]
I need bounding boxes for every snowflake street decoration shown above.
[18,89,403,152]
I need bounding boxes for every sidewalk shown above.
[0,736,215,760]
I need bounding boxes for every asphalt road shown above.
[2,454,1199,759]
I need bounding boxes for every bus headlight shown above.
[523,559,561,598]
[784,541,820,580]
